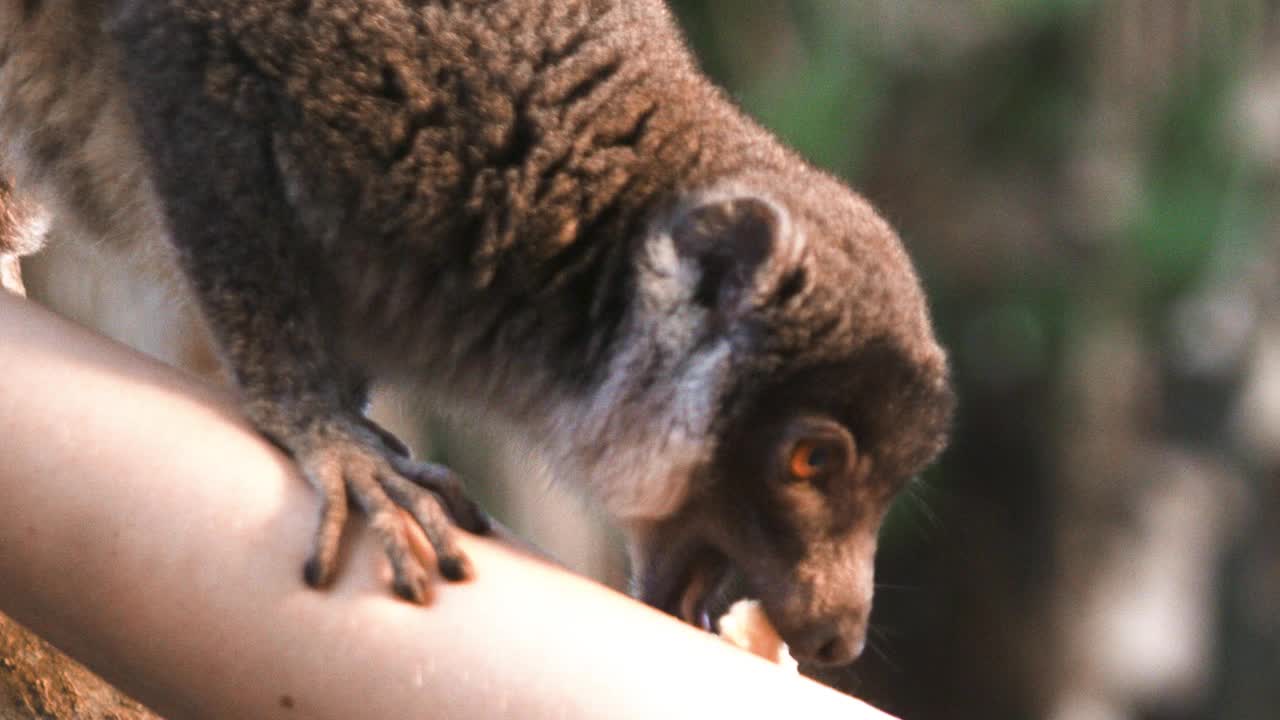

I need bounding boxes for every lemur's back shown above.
[0,0,742,256]
[106,0,796,382]
[1,0,771,363]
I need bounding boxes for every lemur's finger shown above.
[302,465,348,589]
[380,470,473,582]
[347,468,433,603]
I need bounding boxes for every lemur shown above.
[0,0,953,667]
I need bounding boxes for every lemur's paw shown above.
[293,417,490,603]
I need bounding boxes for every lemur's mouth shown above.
[662,547,749,633]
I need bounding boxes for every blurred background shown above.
[16,1,1279,719]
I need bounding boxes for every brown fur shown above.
[2,0,954,668]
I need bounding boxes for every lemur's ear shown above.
[671,195,795,313]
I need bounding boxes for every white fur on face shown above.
[585,337,731,519]
[539,226,733,520]
[539,182,804,521]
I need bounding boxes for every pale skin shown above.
[0,291,897,720]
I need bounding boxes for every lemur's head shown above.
[554,170,952,667]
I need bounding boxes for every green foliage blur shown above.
[664,2,1279,719]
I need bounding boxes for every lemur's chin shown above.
[640,544,748,634]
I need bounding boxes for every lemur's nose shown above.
[786,613,868,667]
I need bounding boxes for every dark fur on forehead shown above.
[752,169,936,360]
[712,169,953,480]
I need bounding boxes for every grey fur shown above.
[1,0,953,667]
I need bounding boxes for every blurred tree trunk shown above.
[0,613,159,720]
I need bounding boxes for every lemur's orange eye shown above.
[788,438,841,481]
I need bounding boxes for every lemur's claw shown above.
[295,418,484,603]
